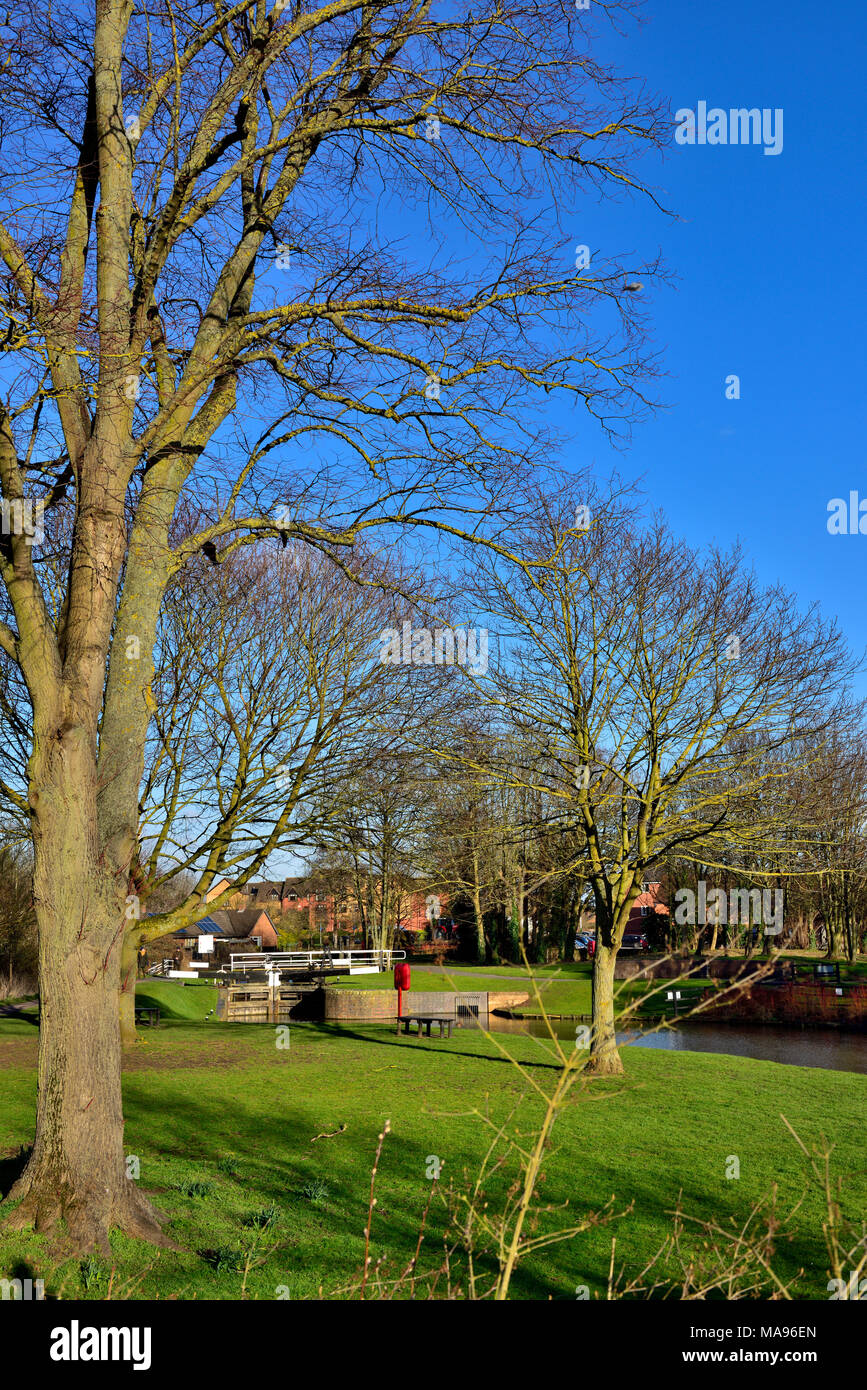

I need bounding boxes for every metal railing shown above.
[228,947,405,975]
[146,959,175,977]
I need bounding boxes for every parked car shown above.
[621,928,650,951]
[575,931,596,959]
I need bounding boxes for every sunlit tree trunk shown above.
[5,731,168,1251]
[471,852,486,963]
[587,890,634,1077]
[588,940,621,1076]
[119,932,139,1047]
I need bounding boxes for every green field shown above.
[0,981,863,1301]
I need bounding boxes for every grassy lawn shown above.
[134,978,219,1020]
[0,983,864,1301]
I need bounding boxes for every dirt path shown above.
[0,1035,262,1071]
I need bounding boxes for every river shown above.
[475,1014,867,1073]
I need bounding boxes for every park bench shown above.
[397,1013,454,1039]
[814,963,841,985]
[134,1006,161,1027]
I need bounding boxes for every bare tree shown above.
[310,747,437,951]
[0,839,37,994]
[459,484,855,1073]
[0,0,665,1248]
[116,540,411,1036]
[421,771,503,962]
[794,720,867,962]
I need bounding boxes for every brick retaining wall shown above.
[323,988,528,1019]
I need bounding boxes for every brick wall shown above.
[324,988,488,1020]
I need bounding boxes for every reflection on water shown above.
[467,1014,867,1074]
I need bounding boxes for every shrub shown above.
[300,1177,330,1205]
[173,1177,216,1198]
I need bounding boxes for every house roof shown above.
[174,909,272,939]
[245,876,316,904]
[245,881,281,904]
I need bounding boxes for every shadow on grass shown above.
[1,1258,59,1298]
[0,1003,39,1026]
[119,1078,570,1300]
[0,1144,31,1198]
[321,1022,565,1070]
[3,1018,848,1300]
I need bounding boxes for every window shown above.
[642,882,650,892]
[288,893,297,902]
[640,905,649,917]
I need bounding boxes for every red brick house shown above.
[579,881,669,938]
[626,881,669,936]
[239,875,450,944]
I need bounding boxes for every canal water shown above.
[474,1014,867,1074]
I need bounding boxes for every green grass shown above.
[0,986,864,1301]
[134,978,218,1021]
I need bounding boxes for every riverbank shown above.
[330,957,867,1030]
[487,1014,867,1073]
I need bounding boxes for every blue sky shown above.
[578,0,867,682]
[246,0,867,880]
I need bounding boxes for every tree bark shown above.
[471,869,485,965]
[561,889,576,963]
[119,932,139,1046]
[587,940,623,1076]
[825,911,845,960]
[3,734,171,1251]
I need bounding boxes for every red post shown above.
[394,962,410,1033]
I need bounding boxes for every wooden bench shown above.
[134,1006,161,1027]
[398,1013,454,1039]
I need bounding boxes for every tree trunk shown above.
[119,932,139,1046]
[587,940,623,1076]
[825,912,845,960]
[562,891,576,964]
[469,849,487,962]
[471,887,485,963]
[516,870,526,956]
[2,735,169,1252]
